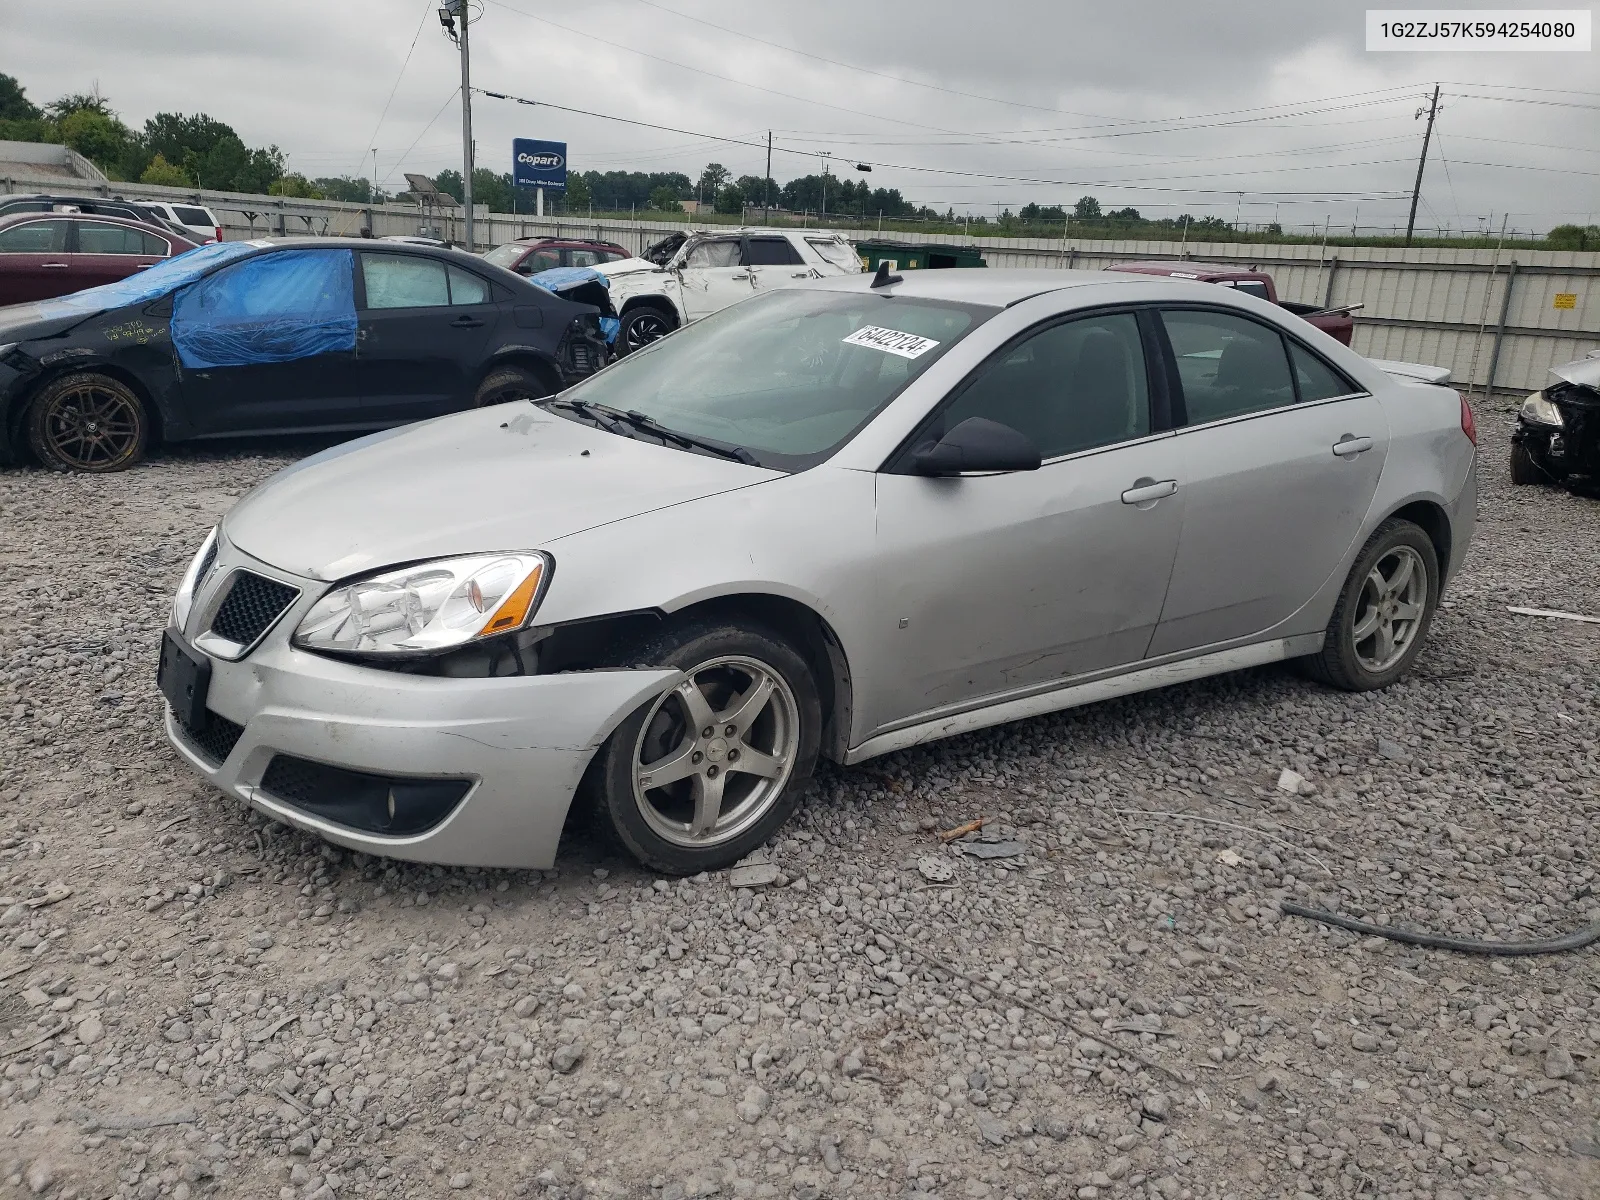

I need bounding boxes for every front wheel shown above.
[617,305,674,355]
[1299,518,1439,692]
[1509,441,1555,486]
[474,364,554,408]
[26,372,149,472]
[590,621,821,875]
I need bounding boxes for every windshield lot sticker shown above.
[843,325,941,358]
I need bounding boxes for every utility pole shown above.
[1405,83,1440,247]
[763,131,771,225]
[456,1,475,252]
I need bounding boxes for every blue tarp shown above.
[171,248,357,369]
[28,240,257,320]
[526,266,619,344]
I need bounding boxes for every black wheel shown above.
[26,372,149,472]
[589,620,821,875]
[474,364,554,407]
[1299,518,1439,692]
[617,305,674,355]
[1509,441,1554,486]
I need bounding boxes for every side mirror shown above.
[909,417,1042,476]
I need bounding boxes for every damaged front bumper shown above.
[161,544,679,868]
[1513,383,1600,482]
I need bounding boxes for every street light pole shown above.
[458,2,474,252]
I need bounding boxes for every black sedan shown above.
[0,237,610,472]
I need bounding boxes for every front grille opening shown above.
[174,709,245,767]
[211,571,298,646]
[259,755,471,836]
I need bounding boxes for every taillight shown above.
[1460,395,1477,445]
[214,227,223,243]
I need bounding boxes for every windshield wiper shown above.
[543,398,759,465]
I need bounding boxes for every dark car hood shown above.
[223,403,780,582]
[0,303,94,343]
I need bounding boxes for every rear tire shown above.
[26,372,149,473]
[1299,518,1438,692]
[1509,441,1552,486]
[589,620,821,875]
[474,364,554,407]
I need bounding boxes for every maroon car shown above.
[1105,261,1358,346]
[0,212,200,306]
[481,236,631,276]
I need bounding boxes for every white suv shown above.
[141,201,222,244]
[596,229,860,353]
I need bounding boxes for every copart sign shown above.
[512,138,568,190]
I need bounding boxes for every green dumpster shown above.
[853,239,987,271]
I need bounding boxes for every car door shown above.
[356,251,500,418]
[676,237,751,319]
[1146,307,1390,656]
[745,235,812,292]
[871,309,1187,724]
[71,219,171,291]
[0,218,71,303]
[172,248,367,435]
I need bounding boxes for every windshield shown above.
[557,288,992,470]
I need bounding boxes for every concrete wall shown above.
[3,171,1595,395]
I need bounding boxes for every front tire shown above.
[1509,441,1553,486]
[26,372,149,472]
[616,304,675,355]
[590,621,821,875]
[474,364,554,408]
[1300,518,1439,692]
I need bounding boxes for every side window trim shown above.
[883,304,1160,473]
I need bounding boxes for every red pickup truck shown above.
[1105,261,1357,345]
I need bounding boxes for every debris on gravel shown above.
[0,414,1596,1199]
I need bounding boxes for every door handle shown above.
[1332,435,1374,458]
[42,262,69,269]
[731,272,749,280]
[450,315,485,328]
[1121,478,1179,505]
[790,271,811,278]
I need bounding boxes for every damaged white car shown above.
[597,229,861,353]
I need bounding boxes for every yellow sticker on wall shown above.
[1553,293,1577,309]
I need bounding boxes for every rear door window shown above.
[1161,309,1296,425]
[1288,341,1360,402]
[743,237,804,266]
[0,220,68,252]
[447,265,490,305]
[566,248,603,267]
[361,254,450,308]
[76,221,167,256]
[174,206,215,227]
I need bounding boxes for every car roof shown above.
[0,209,172,231]
[801,267,1182,308]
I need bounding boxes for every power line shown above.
[353,0,435,179]
[384,87,463,189]
[472,87,1406,198]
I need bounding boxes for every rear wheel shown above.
[26,372,149,472]
[1509,441,1553,486]
[1299,519,1438,692]
[617,305,674,355]
[590,621,821,875]
[474,364,554,407]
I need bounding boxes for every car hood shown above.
[594,256,667,278]
[0,302,93,343]
[1549,352,1600,391]
[223,404,780,582]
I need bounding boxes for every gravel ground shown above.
[0,407,1595,1200]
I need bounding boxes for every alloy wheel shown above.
[631,655,800,849]
[41,382,142,470]
[624,311,670,352]
[1350,545,1427,673]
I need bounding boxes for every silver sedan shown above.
[160,269,1477,874]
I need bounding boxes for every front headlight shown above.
[293,552,551,655]
[1520,391,1564,427]
[172,527,217,631]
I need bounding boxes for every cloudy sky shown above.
[6,0,1597,234]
